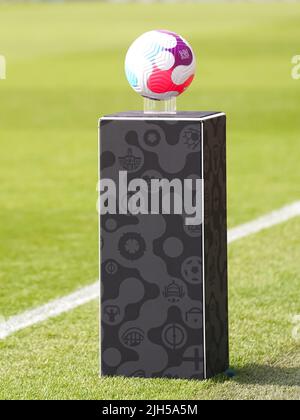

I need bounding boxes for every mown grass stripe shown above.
[0,200,299,340]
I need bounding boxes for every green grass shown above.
[0,2,299,400]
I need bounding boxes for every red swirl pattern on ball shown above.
[147,66,194,95]
[147,31,195,96]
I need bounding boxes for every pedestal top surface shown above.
[101,111,223,120]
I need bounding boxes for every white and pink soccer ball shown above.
[125,30,196,101]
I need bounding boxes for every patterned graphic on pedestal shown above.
[100,115,228,379]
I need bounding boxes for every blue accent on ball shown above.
[125,67,138,88]
[144,43,164,63]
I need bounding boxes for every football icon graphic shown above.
[125,30,196,100]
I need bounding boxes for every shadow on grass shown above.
[212,364,300,387]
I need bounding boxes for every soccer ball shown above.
[125,30,196,101]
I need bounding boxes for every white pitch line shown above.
[227,201,300,243]
[0,200,299,340]
[0,283,99,340]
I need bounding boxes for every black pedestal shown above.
[99,111,228,380]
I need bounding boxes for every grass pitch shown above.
[0,2,299,400]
